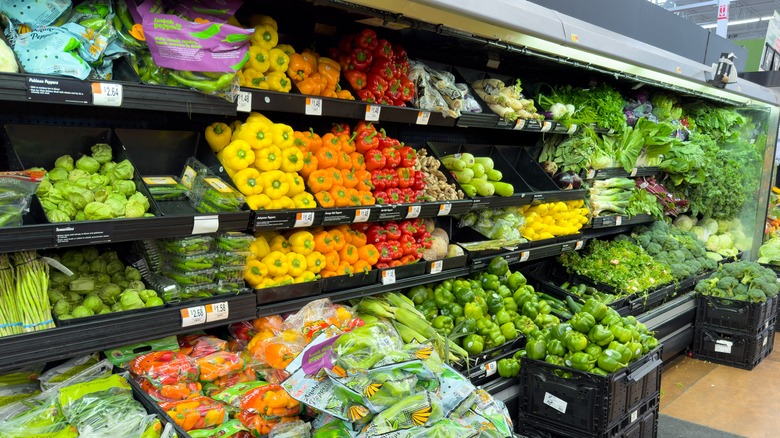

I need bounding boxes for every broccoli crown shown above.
[698,261,779,302]
[634,221,712,280]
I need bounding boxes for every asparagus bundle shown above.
[0,254,21,336]
[12,251,54,333]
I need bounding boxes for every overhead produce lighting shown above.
[701,15,772,28]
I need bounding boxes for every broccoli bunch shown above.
[631,221,717,280]
[695,261,779,303]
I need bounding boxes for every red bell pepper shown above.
[374,262,390,270]
[412,171,425,191]
[414,189,424,202]
[399,146,416,168]
[384,222,401,240]
[338,54,353,71]
[331,123,351,136]
[352,48,373,71]
[399,77,415,101]
[365,149,386,171]
[401,187,415,203]
[389,241,403,259]
[377,95,393,106]
[352,222,371,233]
[377,241,394,263]
[381,147,401,169]
[386,78,402,101]
[373,38,394,60]
[377,129,392,149]
[382,169,397,189]
[370,59,398,82]
[354,121,377,135]
[366,224,387,244]
[357,89,377,103]
[370,170,386,191]
[392,44,407,63]
[355,129,379,154]
[386,188,402,205]
[344,69,367,91]
[397,167,413,188]
[399,219,417,236]
[355,29,378,50]
[417,231,433,249]
[400,234,417,256]
[395,61,410,78]
[374,190,389,205]
[339,35,355,54]
[366,74,387,97]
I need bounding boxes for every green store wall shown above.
[733,38,765,72]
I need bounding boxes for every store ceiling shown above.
[653,0,780,40]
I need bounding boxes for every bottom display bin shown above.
[321,270,379,293]
[256,280,322,304]
[519,347,662,435]
[692,324,776,370]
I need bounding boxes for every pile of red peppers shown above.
[353,219,431,268]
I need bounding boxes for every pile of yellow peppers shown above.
[238,15,293,92]
[206,112,317,210]
[519,200,589,241]
[244,230,323,289]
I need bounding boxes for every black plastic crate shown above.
[519,347,662,434]
[518,395,658,438]
[626,283,676,317]
[695,294,779,335]
[692,324,775,370]
[454,336,526,385]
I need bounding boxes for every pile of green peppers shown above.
[523,298,659,377]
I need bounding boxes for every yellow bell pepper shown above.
[248,46,271,73]
[261,251,288,276]
[254,146,282,171]
[289,231,315,256]
[205,122,232,153]
[285,252,308,277]
[262,170,290,200]
[234,121,273,150]
[273,275,294,286]
[246,193,271,210]
[280,148,304,173]
[233,168,263,196]
[279,196,295,209]
[268,48,290,72]
[269,235,291,253]
[292,192,316,209]
[265,71,291,93]
[286,174,305,196]
[244,260,268,287]
[294,271,316,284]
[243,68,269,90]
[250,236,271,259]
[271,123,294,149]
[305,251,326,274]
[245,112,272,125]
[249,15,278,31]
[251,24,278,51]
[236,69,246,87]
[221,140,255,171]
[275,44,295,56]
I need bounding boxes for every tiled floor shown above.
[660,332,780,438]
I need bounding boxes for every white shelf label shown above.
[407,205,421,219]
[630,167,638,177]
[381,269,396,285]
[520,251,530,262]
[430,260,443,274]
[236,91,252,112]
[305,97,323,116]
[484,361,497,377]
[92,82,123,107]
[714,339,733,353]
[365,105,381,121]
[540,121,552,132]
[543,392,567,414]
[354,208,370,223]
[205,301,229,322]
[192,215,219,235]
[586,169,596,179]
[514,119,526,130]
[294,212,315,228]
[575,240,584,250]
[181,305,206,327]
[567,124,578,134]
[615,216,623,226]
[437,203,452,216]
[630,410,638,423]
[763,336,768,347]
[416,111,431,125]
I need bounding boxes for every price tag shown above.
[520,251,530,262]
[416,111,431,125]
[575,240,584,250]
[567,124,578,134]
[763,336,768,347]
[437,203,452,216]
[354,208,370,223]
[714,340,733,353]
[540,121,553,132]
[305,97,323,116]
[630,410,638,423]
[381,269,396,285]
[586,169,596,179]
[484,361,497,377]
[630,167,638,177]
[205,301,229,323]
[92,82,123,107]
[430,260,443,274]
[294,212,315,227]
[181,306,206,327]
[192,215,219,235]
[615,216,623,226]
[236,91,252,112]
[407,205,421,219]
[43,257,74,276]
[514,119,526,130]
[365,105,381,121]
[543,392,567,414]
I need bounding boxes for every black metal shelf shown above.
[582,166,660,180]
[590,213,656,229]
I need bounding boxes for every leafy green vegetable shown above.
[625,188,663,219]
[541,83,627,132]
[758,237,780,265]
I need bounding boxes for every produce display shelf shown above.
[469,237,586,274]
[582,166,660,180]
[483,376,521,403]
[0,293,257,372]
[590,213,655,229]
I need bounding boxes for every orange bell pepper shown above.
[329,168,343,186]
[307,129,322,151]
[292,131,311,150]
[321,89,338,98]
[159,397,227,431]
[336,261,354,276]
[338,244,359,265]
[335,151,352,170]
[350,152,366,170]
[313,231,334,253]
[323,251,340,271]
[320,133,342,151]
[296,76,322,96]
[253,315,283,333]
[307,169,333,193]
[339,133,356,154]
[287,53,310,82]
[301,50,318,74]
[359,191,375,205]
[347,188,361,206]
[353,259,371,274]
[348,229,367,247]
[315,147,338,169]
[315,191,335,208]
[341,169,358,189]
[197,352,245,382]
[336,89,355,100]
[355,170,373,191]
[263,342,297,369]
[358,244,380,265]
[329,229,346,251]
[300,152,318,179]
[330,186,350,207]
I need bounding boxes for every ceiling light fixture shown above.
[701,15,772,28]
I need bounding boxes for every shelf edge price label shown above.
[540,121,552,132]
[365,105,381,121]
[205,301,229,322]
[181,305,206,327]
[305,97,323,116]
[416,111,430,125]
[430,260,443,274]
[484,361,497,377]
[381,269,396,285]
[567,124,578,134]
[586,169,596,179]
[192,215,219,235]
[236,91,252,112]
[354,208,370,223]
[407,205,421,219]
[92,82,123,107]
[437,203,451,216]
[514,119,526,130]
[630,410,638,423]
[615,216,623,226]
[629,167,638,177]
[575,240,584,250]
[520,251,530,262]
[294,212,315,227]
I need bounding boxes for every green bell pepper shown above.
[442,302,464,319]
[496,285,512,299]
[581,298,608,321]
[481,274,501,292]
[497,357,520,378]
[453,317,477,336]
[434,287,455,308]
[549,323,573,342]
[477,317,495,336]
[507,271,527,290]
[487,292,505,315]
[535,314,560,330]
[441,279,454,291]
[514,350,527,361]
[610,324,633,344]
[500,322,518,340]
[462,334,484,355]
[474,295,489,316]
[590,367,610,376]
[513,315,538,335]
[494,309,511,326]
[513,290,534,308]
[601,314,622,327]
[641,335,659,353]
[546,339,567,357]
[589,324,615,347]
[454,286,476,305]
[407,285,432,305]
[569,352,596,371]
[612,343,633,364]
[464,302,483,320]
[522,301,539,320]
[545,354,566,366]
[487,256,509,276]
[526,338,547,360]
[416,300,439,322]
[564,331,588,352]
[486,328,507,348]
[626,341,643,361]
[584,344,603,358]
[622,315,638,327]
[570,312,596,334]
[503,297,518,313]
[597,349,626,373]
[432,315,454,335]
[537,300,551,315]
